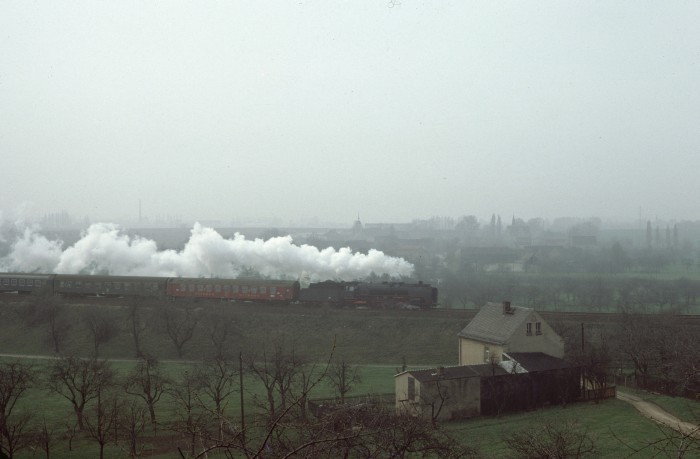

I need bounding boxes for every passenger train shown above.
[0,272,438,309]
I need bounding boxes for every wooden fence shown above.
[581,385,616,401]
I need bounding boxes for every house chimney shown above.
[503,301,512,314]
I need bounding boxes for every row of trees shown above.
[19,296,240,359]
[553,312,700,397]
[0,345,478,459]
[441,272,700,312]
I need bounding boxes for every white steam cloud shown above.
[0,222,414,281]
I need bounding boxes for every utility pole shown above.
[239,351,245,450]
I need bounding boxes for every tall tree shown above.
[195,357,238,441]
[126,299,150,358]
[327,358,362,404]
[0,361,35,459]
[168,368,206,458]
[83,391,120,459]
[162,305,199,358]
[84,311,118,357]
[123,356,169,433]
[47,357,114,430]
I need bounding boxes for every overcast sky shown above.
[1,1,699,226]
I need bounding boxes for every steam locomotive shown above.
[0,272,438,309]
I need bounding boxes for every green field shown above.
[1,297,699,458]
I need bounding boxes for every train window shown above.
[11,279,17,286]
[2,279,8,286]
[115,283,122,290]
[232,285,239,293]
[85,282,92,289]
[260,286,266,294]
[189,284,195,292]
[124,282,131,291]
[270,286,276,295]
[241,286,249,294]
[27,280,34,286]
[251,287,257,294]
[19,279,25,286]
[95,282,101,290]
[67,281,72,288]
[36,280,42,287]
[197,284,204,292]
[206,285,212,293]
[215,285,221,293]
[75,281,82,288]
[223,284,230,292]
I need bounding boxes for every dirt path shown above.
[617,390,699,439]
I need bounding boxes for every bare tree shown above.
[419,372,451,426]
[47,356,114,430]
[616,420,700,458]
[504,419,598,458]
[195,357,237,441]
[168,368,207,458]
[201,311,238,360]
[327,358,362,404]
[118,400,148,459]
[84,311,118,357]
[126,299,150,358]
[43,300,71,355]
[246,338,305,420]
[33,416,55,459]
[83,391,121,459]
[0,412,32,459]
[0,361,35,459]
[162,305,199,358]
[122,355,169,433]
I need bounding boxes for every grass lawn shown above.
[446,398,690,458]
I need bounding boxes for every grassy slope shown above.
[0,299,470,365]
[2,298,699,458]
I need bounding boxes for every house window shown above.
[536,322,542,335]
[407,377,415,401]
[484,346,490,362]
[526,322,533,336]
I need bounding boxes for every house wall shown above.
[421,376,481,421]
[458,339,504,365]
[507,311,564,358]
[395,373,481,421]
[395,372,419,414]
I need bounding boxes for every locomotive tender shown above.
[0,272,437,308]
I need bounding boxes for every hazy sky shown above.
[2,1,699,225]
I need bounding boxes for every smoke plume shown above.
[0,222,414,281]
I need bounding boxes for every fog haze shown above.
[2,1,699,224]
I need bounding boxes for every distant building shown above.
[457,301,564,365]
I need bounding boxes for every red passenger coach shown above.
[166,278,300,302]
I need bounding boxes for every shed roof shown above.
[504,352,578,372]
[457,302,533,344]
[396,364,508,383]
